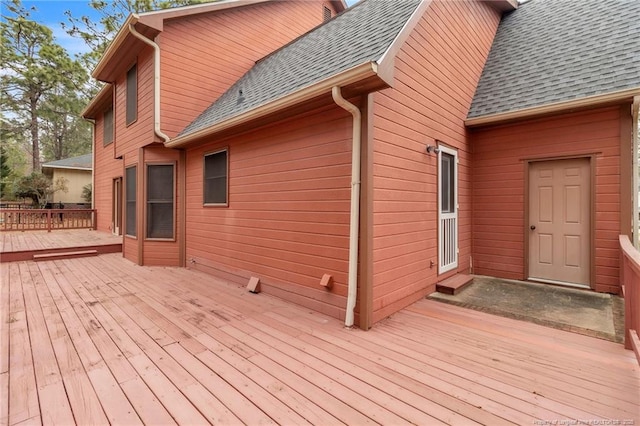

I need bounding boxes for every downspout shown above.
[632,96,639,248]
[128,24,171,144]
[332,86,361,328]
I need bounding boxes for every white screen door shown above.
[438,146,458,273]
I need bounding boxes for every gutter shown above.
[633,96,640,247]
[128,24,171,144]
[466,87,640,127]
[331,86,361,328]
[166,62,379,149]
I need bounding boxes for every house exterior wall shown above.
[50,169,92,204]
[114,48,157,159]
[158,0,341,138]
[184,105,353,319]
[93,109,123,233]
[141,145,183,266]
[370,0,501,322]
[470,105,627,294]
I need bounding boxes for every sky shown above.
[5,0,358,59]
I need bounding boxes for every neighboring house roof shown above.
[468,0,640,122]
[41,154,93,171]
[177,0,423,141]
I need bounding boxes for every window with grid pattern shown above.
[146,164,174,239]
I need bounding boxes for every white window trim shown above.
[438,144,458,274]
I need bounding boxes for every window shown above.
[323,6,332,21]
[204,149,228,205]
[125,166,137,237]
[147,164,174,239]
[438,146,458,273]
[103,107,113,145]
[440,152,455,213]
[126,64,137,125]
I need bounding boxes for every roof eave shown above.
[41,165,92,171]
[137,0,272,30]
[465,87,640,127]
[166,61,382,149]
[91,14,140,81]
[81,84,114,119]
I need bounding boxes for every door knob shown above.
[530,225,536,230]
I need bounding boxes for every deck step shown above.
[436,274,474,295]
[33,249,98,261]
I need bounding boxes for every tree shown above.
[40,87,92,162]
[0,145,12,199]
[0,0,88,171]
[12,172,68,208]
[63,0,214,77]
[82,183,92,204]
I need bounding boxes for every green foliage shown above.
[11,172,68,208]
[82,183,92,203]
[0,0,90,171]
[0,145,12,199]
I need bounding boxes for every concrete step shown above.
[33,249,98,262]
[436,274,474,295]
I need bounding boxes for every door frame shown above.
[112,177,123,236]
[438,144,458,274]
[523,154,596,289]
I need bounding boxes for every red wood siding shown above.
[471,106,624,294]
[370,1,501,322]
[93,113,122,234]
[123,152,141,266]
[114,48,156,159]
[158,1,339,138]
[185,105,352,319]
[142,146,182,267]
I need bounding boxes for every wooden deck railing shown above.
[0,209,96,232]
[619,235,640,362]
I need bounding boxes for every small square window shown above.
[204,150,228,205]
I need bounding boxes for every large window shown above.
[103,107,113,145]
[147,164,174,239]
[126,64,137,125]
[125,166,137,237]
[204,149,228,205]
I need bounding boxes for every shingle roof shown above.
[42,154,92,170]
[180,0,421,137]
[468,0,640,119]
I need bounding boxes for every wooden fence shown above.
[619,235,640,363]
[0,209,96,232]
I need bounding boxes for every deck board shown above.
[0,229,121,262]
[3,253,639,425]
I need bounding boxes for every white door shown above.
[528,158,590,286]
[439,146,458,274]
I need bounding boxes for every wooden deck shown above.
[2,253,639,425]
[0,229,122,262]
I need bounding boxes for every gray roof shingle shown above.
[42,154,93,170]
[468,0,640,119]
[180,0,421,137]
